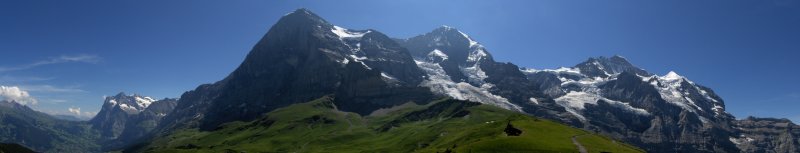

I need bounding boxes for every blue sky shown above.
[1,0,798,121]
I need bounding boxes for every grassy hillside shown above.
[132,96,643,153]
[0,101,100,153]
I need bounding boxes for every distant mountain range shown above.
[0,8,796,153]
[0,100,99,152]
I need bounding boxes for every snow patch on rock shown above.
[554,91,651,121]
[416,60,522,112]
[529,98,539,105]
[135,96,155,108]
[331,26,368,39]
[427,49,448,61]
[648,71,704,113]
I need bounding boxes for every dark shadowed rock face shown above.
[0,143,36,153]
[156,83,225,131]
[733,117,800,153]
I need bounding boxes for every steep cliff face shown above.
[733,117,800,153]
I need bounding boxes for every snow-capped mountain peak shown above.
[574,56,650,77]
[526,56,732,125]
[281,8,327,24]
[102,92,158,114]
[399,27,525,113]
[284,8,314,16]
[438,25,481,48]
[662,71,684,81]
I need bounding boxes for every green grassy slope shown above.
[134,96,643,153]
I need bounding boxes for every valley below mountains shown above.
[0,8,797,153]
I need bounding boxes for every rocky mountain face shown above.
[156,8,435,132]
[519,56,741,152]
[733,117,800,153]
[393,23,800,152]
[0,100,100,152]
[137,8,796,153]
[396,24,745,152]
[88,92,176,149]
[396,26,576,125]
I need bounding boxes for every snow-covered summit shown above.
[399,27,523,112]
[103,92,158,114]
[573,55,650,77]
[525,57,731,124]
[662,71,684,81]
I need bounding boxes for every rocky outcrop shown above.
[734,117,800,153]
[505,122,522,136]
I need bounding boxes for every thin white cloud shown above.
[68,107,81,115]
[66,107,96,119]
[20,85,86,93]
[0,85,37,105]
[0,75,54,82]
[43,99,68,103]
[0,54,101,72]
[38,107,97,120]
